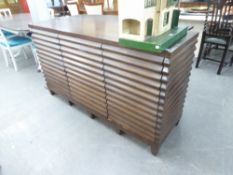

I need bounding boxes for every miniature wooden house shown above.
[119,0,179,41]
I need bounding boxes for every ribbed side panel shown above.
[31,28,69,98]
[159,38,198,144]
[59,34,107,118]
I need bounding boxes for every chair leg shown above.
[203,43,210,59]
[30,45,41,71]
[8,48,18,72]
[22,47,28,60]
[230,55,233,67]
[217,46,228,75]
[196,36,205,68]
[2,48,9,67]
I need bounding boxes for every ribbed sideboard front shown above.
[29,16,197,155]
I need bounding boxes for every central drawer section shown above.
[59,34,107,118]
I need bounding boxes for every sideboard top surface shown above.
[29,15,198,57]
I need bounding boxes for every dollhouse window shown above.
[145,0,156,8]
[163,12,170,26]
[146,19,153,36]
[123,19,140,35]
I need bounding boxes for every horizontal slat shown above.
[40,57,64,71]
[104,65,161,89]
[105,71,160,96]
[60,40,102,55]
[71,92,107,116]
[63,54,103,69]
[107,90,157,116]
[31,29,58,38]
[64,58,103,75]
[103,51,163,72]
[61,46,103,62]
[67,69,105,87]
[105,78,160,103]
[104,59,162,81]
[69,83,106,103]
[59,34,101,48]
[41,64,66,76]
[106,84,158,110]
[68,75,105,93]
[102,44,165,64]
[109,111,155,141]
[33,39,60,50]
[32,34,58,43]
[37,50,62,61]
[107,100,157,128]
[65,63,104,82]
[35,45,61,55]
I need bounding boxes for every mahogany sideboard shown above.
[29,15,198,155]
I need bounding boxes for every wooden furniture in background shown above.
[196,0,233,75]
[78,0,117,15]
[29,15,198,155]
[179,2,208,8]
[0,8,12,16]
[83,1,103,15]
[67,1,79,15]
[0,0,22,14]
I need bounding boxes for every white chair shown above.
[0,8,12,17]
[67,1,79,16]
[48,8,55,17]
[0,8,15,38]
[0,29,35,71]
[84,2,103,15]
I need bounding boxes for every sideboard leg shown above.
[50,90,55,96]
[118,129,125,135]
[151,143,159,156]
[90,114,97,119]
[176,119,180,126]
[68,101,74,106]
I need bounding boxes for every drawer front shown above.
[59,35,107,118]
[31,29,69,98]
[103,45,165,142]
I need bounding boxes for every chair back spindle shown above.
[0,8,12,17]
[204,0,233,37]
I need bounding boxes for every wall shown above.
[19,0,29,13]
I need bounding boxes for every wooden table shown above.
[0,13,32,33]
[29,15,198,155]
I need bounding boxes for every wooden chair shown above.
[67,0,80,16]
[229,44,233,66]
[196,0,233,75]
[0,8,12,17]
[83,1,104,15]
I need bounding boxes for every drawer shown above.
[65,63,104,82]
[106,84,158,110]
[59,34,101,48]
[69,82,106,103]
[104,59,162,81]
[103,51,163,73]
[60,41,102,55]
[105,78,160,103]
[105,71,160,96]
[61,46,103,62]
[67,70,105,89]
